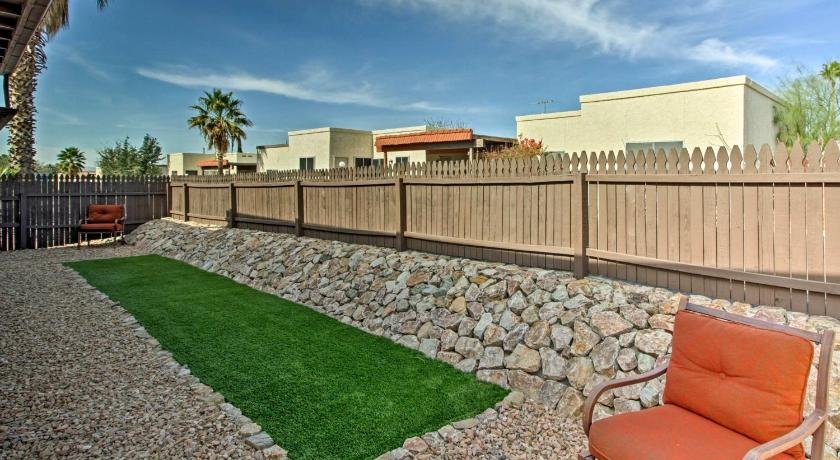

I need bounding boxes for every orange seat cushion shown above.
[589,404,795,460]
[663,310,813,459]
[79,222,123,232]
[87,204,124,223]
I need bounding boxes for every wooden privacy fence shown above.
[171,140,840,318]
[0,174,169,250]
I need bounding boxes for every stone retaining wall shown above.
[129,219,840,457]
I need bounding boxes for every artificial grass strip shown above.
[67,255,508,459]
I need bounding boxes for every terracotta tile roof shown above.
[375,129,474,150]
[196,159,229,168]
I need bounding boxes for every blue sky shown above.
[10,0,840,164]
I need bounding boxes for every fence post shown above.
[165,179,171,218]
[395,177,406,251]
[183,183,190,222]
[295,180,304,236]
[18,179,28,250]
[572,172,589,278]
[228,182,237,228]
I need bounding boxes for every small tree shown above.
[821,60,840,140]
[136,134,163,175]
[56,146,86,174]
[36,161,59,174]
[96,135,163,176]
[484,136,546,159]
[97,138,137,175]
[774,63,840,148]
[425,118,467,131]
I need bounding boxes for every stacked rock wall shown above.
[129,219,840,456]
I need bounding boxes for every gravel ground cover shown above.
[435,401,587,459]
[0,244,263,458]
[1,242,590,459]
[68,254,509,459]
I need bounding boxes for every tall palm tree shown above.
[188,89,252,174]
[7,1,110,174]
[56,146,86,174]
[821,60,840,139]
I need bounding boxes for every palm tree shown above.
[188,89,253,174]
[56,146,86,175]
[821,60,840,139]
[7,1,110,174]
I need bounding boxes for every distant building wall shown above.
[258,125,432,172]
[744,84,779,148]
[258,145,290,171]
[516,76,780,154]
[167,153,214,176]
[330,129,374,168]
[259,128,373,171]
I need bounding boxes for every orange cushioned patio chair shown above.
[77,203,125,248]
[580,296,834,460]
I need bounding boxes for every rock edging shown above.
[128,219,840,458]
[65,266,288,460]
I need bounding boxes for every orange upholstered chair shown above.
[580,296,834,460]
[77,204,125,248]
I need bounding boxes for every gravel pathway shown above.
[1,243,588,459]
[0,244,263,458]
[430,401,587,460]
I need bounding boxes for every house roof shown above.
[0,0,51,76]
[375,129,475,150]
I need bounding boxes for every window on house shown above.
[354,158,386,167]
[185,170,198,176]
[299,157,315,170]
[395,157,409,165]
[625,141,684,154]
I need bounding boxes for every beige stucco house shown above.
[516,75,780,154]
[257,125,514,171]
[167,152,259,176]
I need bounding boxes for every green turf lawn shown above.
[67,255,507,459]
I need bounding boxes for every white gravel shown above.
[435,402,587,459]
[0,244,263,458]
[0,242,588,459]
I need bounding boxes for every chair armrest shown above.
[582,363,669,434]
[743,410,827,460]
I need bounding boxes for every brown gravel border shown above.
[378,391,587,460]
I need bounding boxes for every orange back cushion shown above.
[88,204,124,223]
[664,310,813,459]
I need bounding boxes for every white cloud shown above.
[368,0,777,70]
[50,44,112,80]
[689,38,778,69]
[41,107,86,126]
[136,66,467,112]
